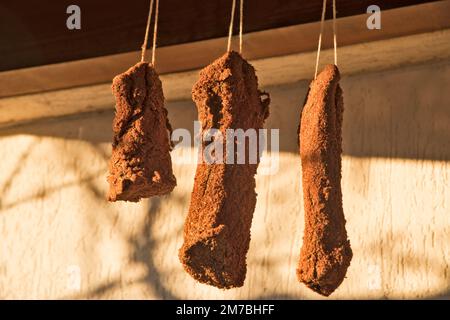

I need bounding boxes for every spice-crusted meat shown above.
[179,51,270,289]
[107,62,176,202]
[297,64,352,296]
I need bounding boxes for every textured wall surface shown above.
[0,60,449,299]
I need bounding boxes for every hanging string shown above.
[141,0,155,62]
[314,0,327,79]
[140,0,159,65]
[314,0,338,79]
[239,0,244,53]
[227,0,237,52]
[151,0,160,66]
[333,0,337,66]
[227,0,244,53]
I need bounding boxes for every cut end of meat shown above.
[107,62,176,202]
[297,239,353,296]
[179,225,246,289]
[297,64,352,296]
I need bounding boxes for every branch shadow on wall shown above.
[67,184,297,299]
[70,195,183,299]
[363,230,450,300]
[0,60,449,299]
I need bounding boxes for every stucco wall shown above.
[0,60,449,299]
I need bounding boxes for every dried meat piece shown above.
[297,64,352,296]
[179,51,270,289]
[107,62,176,202]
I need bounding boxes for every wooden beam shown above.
[1,28,449,128]
[0,0,441,72]
[1,1,449,98]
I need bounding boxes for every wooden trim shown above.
[0,0,440,72]
[1,28,449,128]
[1,1,449,98]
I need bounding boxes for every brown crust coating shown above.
[107,62,176,202]
[179,51,270,289]
[297,64,352,296]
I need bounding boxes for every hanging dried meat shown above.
[107,62,176,202]
[179,51,270,289]
[297,64,352,296]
